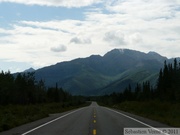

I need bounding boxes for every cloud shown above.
[1,0,180,73]
[70,37,91,44]
[50,45,67,52]
[104,31,127,46]
[105,0,179,21]
[129,33,143,45]
[0,22,70,68]
[0,0,102,7]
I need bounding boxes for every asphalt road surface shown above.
[0,102,168,135]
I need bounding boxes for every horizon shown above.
[5,48,179,74]
[0,0,180,73]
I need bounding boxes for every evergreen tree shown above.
[156,59,180,102]
[134,83,141,101]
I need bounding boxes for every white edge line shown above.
[22,108,84,135]
[104,107,169,135]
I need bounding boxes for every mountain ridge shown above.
[23,67,35,72]
[32,48,170,95]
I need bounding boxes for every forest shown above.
[98,59,180,126]
[0,71,86,131]
[99,58,180,104]
[0,72,85,105]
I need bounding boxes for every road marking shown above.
[93,129,96,135]
[93,108,97,135]
[105,107,169,135]
[22,108,84,135]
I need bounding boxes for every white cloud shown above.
[104,31,127,46]
[51,44,67,52]
[0,23,69,68]
[70,37,91,44]
[0,0,102,7]
[129,33,142,44]
[0,0,180,72]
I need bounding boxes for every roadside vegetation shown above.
[112,101,180,127]
[0,71,88,132]
[98,59,180,127]
[0,102,89,132]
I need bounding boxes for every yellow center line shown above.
[93,129,96,135]
[93,108,97,135]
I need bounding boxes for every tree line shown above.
[99,59,180,105]
[0,72,84,105]
[1,58,180,105]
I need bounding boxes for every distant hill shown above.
[33,49,170,95]
[24,68,35,72]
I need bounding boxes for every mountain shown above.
[23,68,35,72]
[33,49,168,95]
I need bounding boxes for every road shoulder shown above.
[0,108,82,135]
[105,107,169,128]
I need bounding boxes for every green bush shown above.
[113,101,180,127]
[0,102,89,132]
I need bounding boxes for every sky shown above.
[0,0,180,73]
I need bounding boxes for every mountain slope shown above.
[24,68,35,72]
[34,49,167,95]
[96,68,159,95]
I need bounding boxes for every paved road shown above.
[0,102,168,135]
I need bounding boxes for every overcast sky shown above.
[0,0,180,73]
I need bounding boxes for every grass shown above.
[0,102,90,132]
[112,101,180,127]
